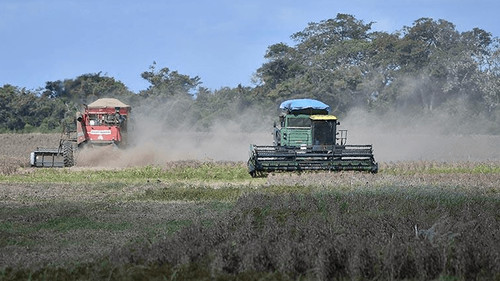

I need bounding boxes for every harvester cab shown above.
[30,98,130,168]
[248,99,378,177]
[274,114,346,148]
[76,99,130,148]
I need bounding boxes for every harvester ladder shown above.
[337,130,347,145]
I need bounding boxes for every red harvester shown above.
[30,98,131,167]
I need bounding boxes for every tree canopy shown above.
[256,14,499,118]
[1,14,499,134]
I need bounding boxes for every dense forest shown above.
[1,14,499,134]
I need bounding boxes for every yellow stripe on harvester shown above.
[309,115,338,120]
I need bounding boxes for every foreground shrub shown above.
[113,189,500,280]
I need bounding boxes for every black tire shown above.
[62,141,74,167]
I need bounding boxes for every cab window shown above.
[287,117,310,128]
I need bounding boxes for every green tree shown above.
[386,18,499,115]
[255,43,302,90]
[42,72,134,104]
[140,62,201,98]
[0,85,67,132]
[255,14,375,114]
[253,14,499,121]
[0,85,20,131]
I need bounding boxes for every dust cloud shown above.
[75,100,272,167]
[75,98,499,168]
[342,107,500,162]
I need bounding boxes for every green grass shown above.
[38,216,132,232]
[157,219,194,235]
[0,163,253,183]
[136,184,335,202]
[3,161,498,184]
[138,184,244,201]
[0,206,133,247]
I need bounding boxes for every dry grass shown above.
[0,134,61,159]
[266,162,500,191]
[0,157,24,176]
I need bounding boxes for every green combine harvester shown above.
[248,99,378,177]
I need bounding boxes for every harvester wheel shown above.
[62,141,74,167]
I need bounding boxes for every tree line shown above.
[1,14,499,133]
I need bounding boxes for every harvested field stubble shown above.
[0,133,60,175]
[0,157,24,176]
[266,161,500,190]
[0,134,60,159]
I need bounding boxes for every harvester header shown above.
[248,98,378,177]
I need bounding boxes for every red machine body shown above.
[76,98,130,147]
[31,98,131,167]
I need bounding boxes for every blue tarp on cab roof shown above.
[279,99,331,113]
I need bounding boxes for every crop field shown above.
[0,134,499,280]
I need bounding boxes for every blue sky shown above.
[1,0,498,93]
